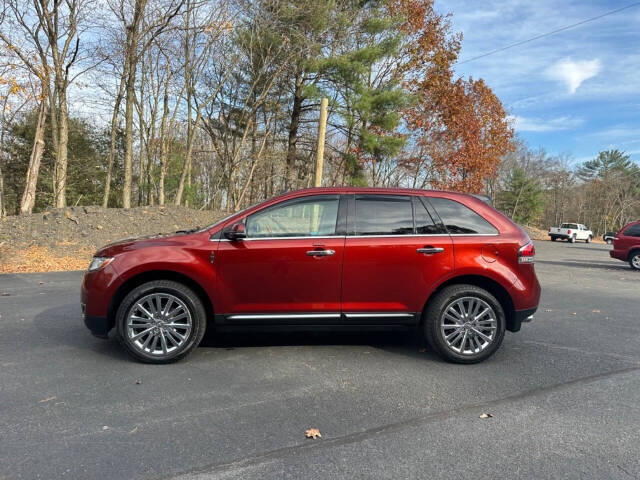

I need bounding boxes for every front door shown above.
[341,194,453,323]
[214,194,346,323]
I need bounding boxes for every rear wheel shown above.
[630,252,640,271]
[423,284,506,364]
[569,236,576,243]
[550,236,557,242]
[586,235,592,243]
[115,280,207,363]
[606,238,613,245]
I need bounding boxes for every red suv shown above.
[610,221,640,270]
[81,188,540,364]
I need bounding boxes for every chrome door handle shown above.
[306,249,335,257]
[417,247,444,254]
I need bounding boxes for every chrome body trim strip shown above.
[227,313,342,320]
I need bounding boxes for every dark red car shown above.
[610,221,640,270]
[81,188,540,364]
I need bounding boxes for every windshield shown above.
[201,200,267,232]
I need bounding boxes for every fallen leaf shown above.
[102,426,109,431]
[129,426,139,434]
[592,309,600,313]
[1,292,9,296]
[135,380,142,385]
[479,413,493,419]
[39,396,56,403]
[572,312,577,315]
[305,428,322,439]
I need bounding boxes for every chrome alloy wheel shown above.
[632,254,640,270]
[126,293,192,356]
[440,296,497,355]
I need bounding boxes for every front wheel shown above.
[115,280,207,363]
[606,238,613,245]
[423,284,506,364]
[630,252,640,271]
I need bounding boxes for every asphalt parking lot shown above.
[1,241,639,479]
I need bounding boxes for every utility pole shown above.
[314,97,328,187]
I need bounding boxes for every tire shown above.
[630,251,640,271]
[550,236,557,242]
[606,238,613,245]
[586,235,592,243]
[569,236,576,243]
[115,280,207,363]
[423,284,506,364]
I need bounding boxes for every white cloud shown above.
[510,115,583,132]
[546,58,602,94]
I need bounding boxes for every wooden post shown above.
[314,97,328,187]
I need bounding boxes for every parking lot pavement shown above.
[0,241,638,480]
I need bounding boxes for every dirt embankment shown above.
[0,206,225,273]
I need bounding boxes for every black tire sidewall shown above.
[423,285,506,364]
[115,280,206,363]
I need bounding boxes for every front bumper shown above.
[83,312,111,339]
[610,249,626,261]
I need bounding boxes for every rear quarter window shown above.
[428,197,498,235]
[623,224,640,237]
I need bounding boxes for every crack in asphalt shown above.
[164,365,640,479]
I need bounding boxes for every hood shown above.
[94,229,201,257]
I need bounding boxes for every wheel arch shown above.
[107,270,214,328]
[422,275,517,332]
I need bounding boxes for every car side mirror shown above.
[224,222,247,241]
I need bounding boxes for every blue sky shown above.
[436,0,640,165]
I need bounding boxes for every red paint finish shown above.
[214,237,345,314]
[81,187,541,333]
[610,221,640,262]
[341,235,453,313]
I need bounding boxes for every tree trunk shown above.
[20,99,48,215]
[123,58,136,209]
[285,83,304,190]
[53,87,69,208]
[102,74,126,208]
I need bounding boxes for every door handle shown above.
[306,249,335,257]
[417,247,444,254]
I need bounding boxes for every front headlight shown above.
[88,257,113,271]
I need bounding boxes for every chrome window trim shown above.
[216,233,499,241]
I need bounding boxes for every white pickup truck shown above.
[548,223,593,243]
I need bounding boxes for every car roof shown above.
[275,187,479,201]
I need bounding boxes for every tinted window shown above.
[561,223,578,229]
[246,196,339,238]
[414,198,447,234]
[355,196,413,235]
[428,197,498,235]
[623,224,640,237]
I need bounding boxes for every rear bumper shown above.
[549,233,569,239]
[508,307,536,332]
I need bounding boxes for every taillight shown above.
[518,241,535,264]
[567,229,572,234]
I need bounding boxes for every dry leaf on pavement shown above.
[305,428,322,439]
[479,413,493,419]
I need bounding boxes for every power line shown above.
[457,2,640,65]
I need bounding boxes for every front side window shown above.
[355,196,414,236]
[246,196,339,238]
[623,224,640,237]
[428,197,498,235]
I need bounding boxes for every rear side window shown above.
[414,198,447,234]
[355,196,413,235]
[561,223,578,229]
[623,224,640,237]
[428,197,498,235]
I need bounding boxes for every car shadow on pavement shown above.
[536,259,630,271]
[200,328,436,361]
[33,303,131,362]
[33,303,438,363]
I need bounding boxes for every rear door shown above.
[341,194,453,324]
